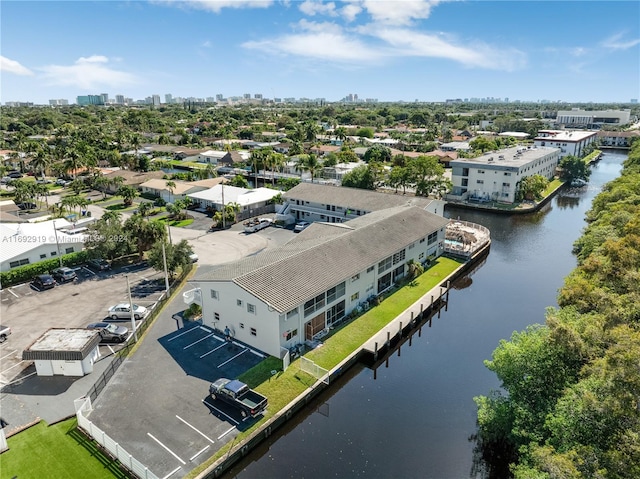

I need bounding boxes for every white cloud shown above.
[340,3,362,22]
[299,0,337,16]
[601,32,640,50]
[243,21,385,63]
[202,40,212,47]
[368,28,526,70]
[40,56,138,90]
[1,56,34,76]
[152,0,273,13]
[361,0,442,26]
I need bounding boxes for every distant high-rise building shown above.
[244,93,251,100]
[216,94,224,101]
[254,93,263,99]
[77,95,104,106]
[152,94,161,106]
[165,94,173,104]
[115,94,125,105]
[49,99,69,106]
[100,93,109,104]
[206,97,215,103]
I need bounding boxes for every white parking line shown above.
[189,445,210,461]
[7,289,19,298]
[183,333,214,350]
[2,360,26,372]
[230,340,265,358]
[200,326,213,333]
[218,425,236,440]
[0,350,17,361]
[147,433,186,465]
[168,327,202,342]
[217,348,248,369]
[162,466,182,479]
[199,341,229,359]
[3,371,36,386]
[83,267,96,276]
[106,345,115,355]
[202,399,239,425]
[175,415,214,443]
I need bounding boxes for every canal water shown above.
[225,151,627,479]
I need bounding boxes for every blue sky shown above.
[1,1,639,104]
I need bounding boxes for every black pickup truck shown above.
[209,378,268,418]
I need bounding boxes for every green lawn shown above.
[158,216,194,227]
[542,178,564,197]
[188,256,464,478]
[1,419,130,479]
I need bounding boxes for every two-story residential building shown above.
[279,182,445,225]
[533,130,597,158]
[188,205,449,357]
[596,130,640,149]
[448,146,560,203]
[555,109,632,128]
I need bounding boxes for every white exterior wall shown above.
[2,241,84,270]
[33,349,98,377]
[200,281,282,357]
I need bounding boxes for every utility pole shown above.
[221,183,226,230]
[161,241,170,296]
[126,275,138,342]
[52,220,63,267]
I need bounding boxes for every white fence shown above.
[299,357,329,385]
[75,397,159,479]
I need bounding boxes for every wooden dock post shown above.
[374,341,378,361]
[399,321,403,338]
[386,331,391,347]
[445,281,450,311]
[420,303,423,319]
[410,311,414,326]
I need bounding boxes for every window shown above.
[393,249,406,265]
[214,312,220,321]
[210,289,219,299]
[50,251,57,256]
[237,299,243,307]
[304,293,326,317]
[461,178,469,187]
[478,169,485,174]
[367,266,374,273]
[419,238,425,244]
[504,172,512,176]
[351,292,359,302]
[326,282,345,303]
[326,300,345,326]
[250,327,257,336]
[40,254,46,259]
[408,243,415,250]
[503,182,511,187]
[286,308,298,321]
[65,247,74,254]
[247,303,256,314]
[285,329,298,341]
[427,231,438,245]
[366,284,374,293]
[351,273,360,282]
[378,256,392,274]
[419,252,425,260]
[239,322,245,329]
[476,180,484,184]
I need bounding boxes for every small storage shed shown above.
[22,328,101,377]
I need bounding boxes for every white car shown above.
[294,221,310,233]
[107,303,148,320]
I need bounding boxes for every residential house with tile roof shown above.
[189,205,449,357]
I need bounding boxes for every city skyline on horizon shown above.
[2,1,639,105]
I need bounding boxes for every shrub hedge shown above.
[1,250,90,288]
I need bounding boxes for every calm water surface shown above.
[226,152,627,479]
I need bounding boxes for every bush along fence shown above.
[1,250,90,288]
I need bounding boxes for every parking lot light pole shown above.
[126,274,138,342]
[52,220,63,267]
[162,241,170,296]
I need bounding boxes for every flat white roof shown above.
[534,130,597,142]
[187,185,280,206]
[450,146,559,169]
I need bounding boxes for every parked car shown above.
[17,202,37,211]
[294,221,310,233]
[87,322,129,343]
[87,258,111,271]
[0,325,11,343]
[209,378,268,418]
[107,303,148,320]
[51,266,77,283]
[56,178,70,186]
[32,274,56,290]
[189,253,199,263]
[8,171,23,179]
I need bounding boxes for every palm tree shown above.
[117,185,138,206]
[165,180,176,202]
[92,175,111,199]
[109,175,125,193]
[297,153,322,183]
[30,145,51,180]
[137,201,153,220]
[335,126,348,144]
[64,146,85,179]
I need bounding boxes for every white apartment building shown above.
[279,182,445,225]
[448,146,560,203]
[556,109,631,128]
[533,130,597,158]
[187,206,449,357]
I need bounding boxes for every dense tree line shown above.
[475,142,640,478]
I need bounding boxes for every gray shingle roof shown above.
[283,183,433,213]
[194,206,449,313]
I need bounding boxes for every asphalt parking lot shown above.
[0,262,165,386]
[89,291,267,479]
